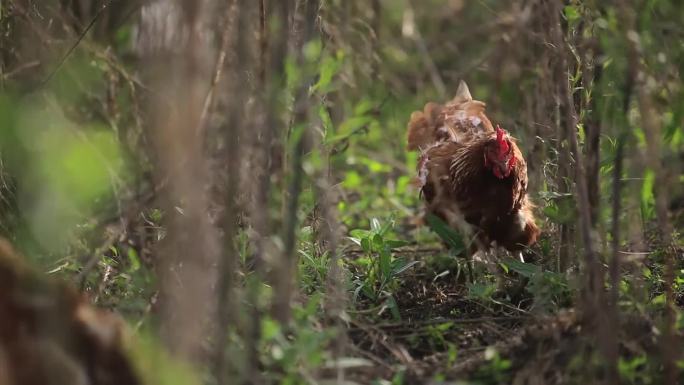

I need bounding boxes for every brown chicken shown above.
[0,238,140,385]
[408,81,540,262]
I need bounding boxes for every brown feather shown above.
[407,102,445,150]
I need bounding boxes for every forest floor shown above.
[336,233,679,384]
[345,257,577,384]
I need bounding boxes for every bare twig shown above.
[1,60,40,80]
[38,0,116,88]
[550,0,601,309]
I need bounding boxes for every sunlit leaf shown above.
[312,55,342,93]
[641,169,655,221]
[127,248,141,272]
[303,39,322,62]
[370,218,381,232]
[262,317,282,341]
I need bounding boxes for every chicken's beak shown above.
[493,161,509,179]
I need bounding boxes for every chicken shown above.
[408,81,540,263]
[0,238,140,385]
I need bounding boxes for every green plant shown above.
[425,321,454,350]
[298,225,331,294]
[424,214,466,255]
[475,347,512,384]
[424,213,482,281]
[467,282,497,301]
[260,295,335,384]
[618,355,651,384]
[349,216,417,318]
[502,258,571,312]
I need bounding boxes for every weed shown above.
[349,216,418,318]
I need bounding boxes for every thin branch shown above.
[38,0,116,87]
[551,0,600,304]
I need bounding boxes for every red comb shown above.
[495,125,510,153]
[496,125,505,141]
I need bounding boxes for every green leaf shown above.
[361,283,376,301]
[384,295,401,321]
[379,248,392,279]
[312,55,342,93]
[342,171,362,189]
[385,239,410,249]
[353,98,374,116]
[361,157,391,173]
[361,237,372,253]
[378,215,395,236]
[651,293,666,306]
[447,343,458,366]
[640,169,655,221]
[347,237,362,247]
[372,233,384,249]
[370,218,382,232]
[502,258,538,278]
[425,214,465,252]
[434,322,453,333]
[318,104,335,137]
[261,317,282,341]
[284,56,301,90]
[127,248,141,272]
[132,330,201,385]
[324,116,373,145]
[150,209,163,223]
[467,282,496,300]
[349,229,370,240]
[303,39,322,62]
[542,200,574,224]
[642,268,652,280]
[391,258,419,275]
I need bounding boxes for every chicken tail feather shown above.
[407,102,444,150]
